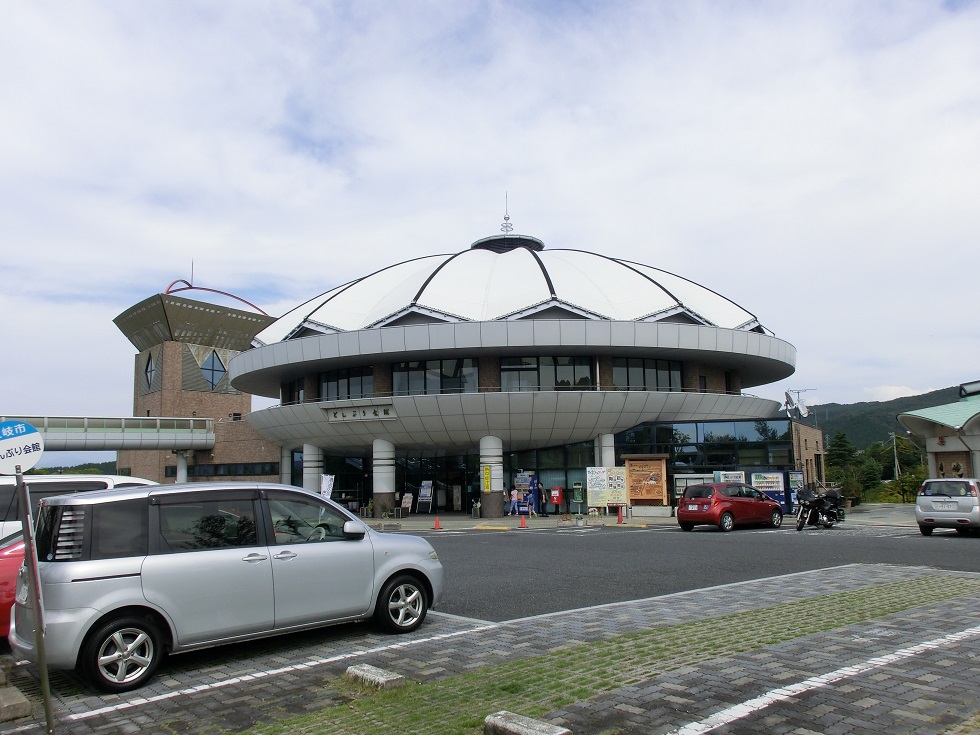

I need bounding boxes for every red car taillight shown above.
[968,486,978,497]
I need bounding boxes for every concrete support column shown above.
[480,435,505,518]
[302,444,323,494]
[175,450,188,484]
[280,446,292,485]
[595,433,616,467]
[372,439,396,518]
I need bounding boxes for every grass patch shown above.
[247,575,980,735]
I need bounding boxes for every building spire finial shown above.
[500,192,513,234]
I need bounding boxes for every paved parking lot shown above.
[3,505,980,734]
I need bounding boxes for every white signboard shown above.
[320,474,335,498]
[0,420,44,475]
[713,471,746,483]
[586,467,628,507]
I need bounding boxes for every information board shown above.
[625,457,668,505]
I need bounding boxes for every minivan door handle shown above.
[272,551,297,561]
[243,553,270,563]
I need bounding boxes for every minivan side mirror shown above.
[343,520,367,539]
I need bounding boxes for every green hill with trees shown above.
[807,386,959,449]
[806,387,961,504]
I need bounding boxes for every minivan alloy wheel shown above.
[81,616,164,692]
[375,575,428,633]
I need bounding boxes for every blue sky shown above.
[2,1,979,465]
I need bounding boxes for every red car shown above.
[677,482,783,532]
[0,532,25,638]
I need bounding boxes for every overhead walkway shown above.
[0,415,215,452]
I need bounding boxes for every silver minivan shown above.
[9,482,444,692]
[915,477,980,535]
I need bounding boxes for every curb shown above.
[484,711,571,735]
[0,686,30,722]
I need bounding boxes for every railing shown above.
[2,416,213,433]
[276,386,765,406]
[0,416,215,452]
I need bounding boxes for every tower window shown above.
[144,355,155,389]
[201,351,226,390]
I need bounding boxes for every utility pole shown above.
[889,432,901,480]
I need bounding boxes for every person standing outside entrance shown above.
[508,485,519,515]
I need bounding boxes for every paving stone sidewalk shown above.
[2,561,978,735]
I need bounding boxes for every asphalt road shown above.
[422,522,980,622]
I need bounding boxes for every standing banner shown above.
[417,480,434,513]
[320,474,335,498]
[787,470,805,510]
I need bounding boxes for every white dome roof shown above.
[257,234,767,344]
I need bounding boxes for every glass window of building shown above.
[500,357,538,392]
[502,356,593,392]
[393,359,478,396]
[144,355,155,389]
[201,351,226,390]
[282,378,304,404]
[321,367,373,401]
[611,358,682,391]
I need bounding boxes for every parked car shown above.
[676,482,784,532]
[0,475,158,638]
[0,474,157,538]
[0,532,24,637]
[9,482,444,692]
[915,477,980,536]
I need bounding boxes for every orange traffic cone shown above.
[433,516,441,530]
[519,514,527,529]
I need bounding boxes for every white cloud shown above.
[2,0,979,449]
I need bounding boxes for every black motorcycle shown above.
[795,489,845,531]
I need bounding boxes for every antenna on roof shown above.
[784,389,813,419]
[500,192,513,234]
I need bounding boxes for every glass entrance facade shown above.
[307,418,807,513]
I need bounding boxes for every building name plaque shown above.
[325,405,397,422]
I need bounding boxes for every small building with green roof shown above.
[898,380,980,479]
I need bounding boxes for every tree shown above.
[892,465,927,503]
[861,457,883,494]
[826,431,858,470]
[827,462,863,500]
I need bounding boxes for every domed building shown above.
[229,227,810,517]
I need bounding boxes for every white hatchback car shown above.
[9,482,444,692]
[915,477,980,535]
